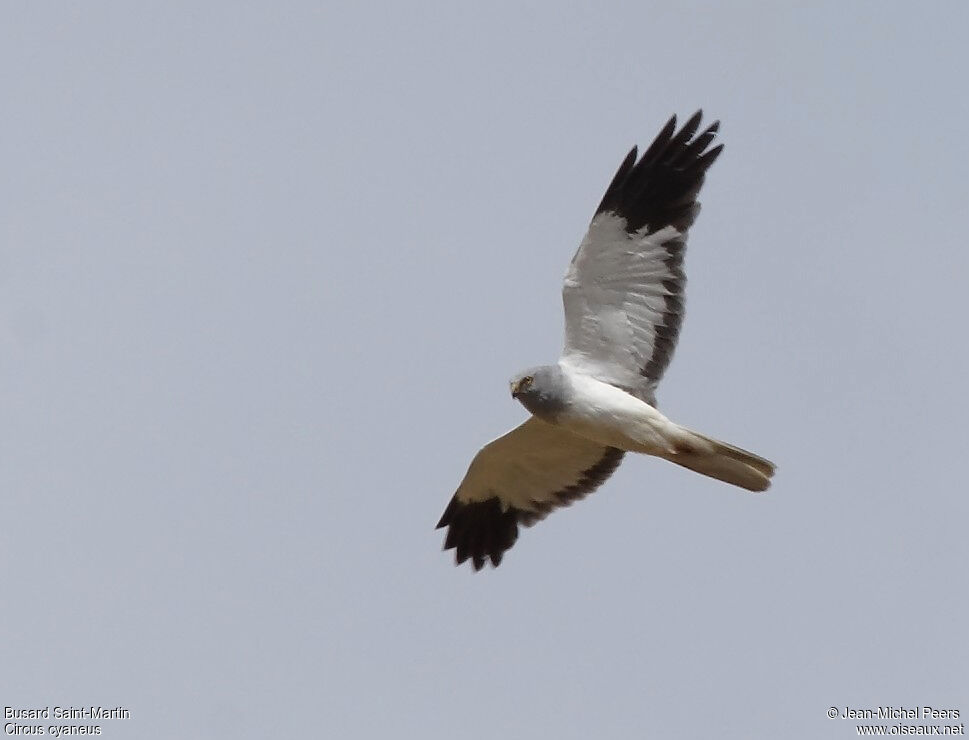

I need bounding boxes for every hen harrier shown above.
[437,112,774,571]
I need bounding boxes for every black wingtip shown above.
[662,113,678,134]
[697,142,724,169]
[435,497,456,530]
[436,449,625,571]
[592,110,724,234]
[594,146,638,216]
[640,115,678,164]
[436,496,520,572]
[681,110,704,138]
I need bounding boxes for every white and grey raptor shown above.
[437,111,775,570]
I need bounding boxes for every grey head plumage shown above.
[509,365,571,422]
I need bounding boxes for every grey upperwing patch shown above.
[593,111,722,388]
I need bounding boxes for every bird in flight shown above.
[437,111,775,571]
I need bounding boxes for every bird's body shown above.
[437,111,775,570]
[531,366,678,455]
[515,364,773,489]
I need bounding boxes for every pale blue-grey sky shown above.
[2,2,967,738]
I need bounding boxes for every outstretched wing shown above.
[560,111,723,405]
[437,418,624,571]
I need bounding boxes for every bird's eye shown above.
[523,376,533,386]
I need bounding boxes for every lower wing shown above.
[437,417,624,570]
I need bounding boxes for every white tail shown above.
[664,426,776,492]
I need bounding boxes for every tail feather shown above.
[665,427,775,492]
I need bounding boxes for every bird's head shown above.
[509,365,568,420]
[509,372,534,399]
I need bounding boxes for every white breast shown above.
[556,367,678,454]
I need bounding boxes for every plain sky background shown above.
[2,2,967,738]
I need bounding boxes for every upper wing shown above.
[437,417,624,571]
[560,111,723,405]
